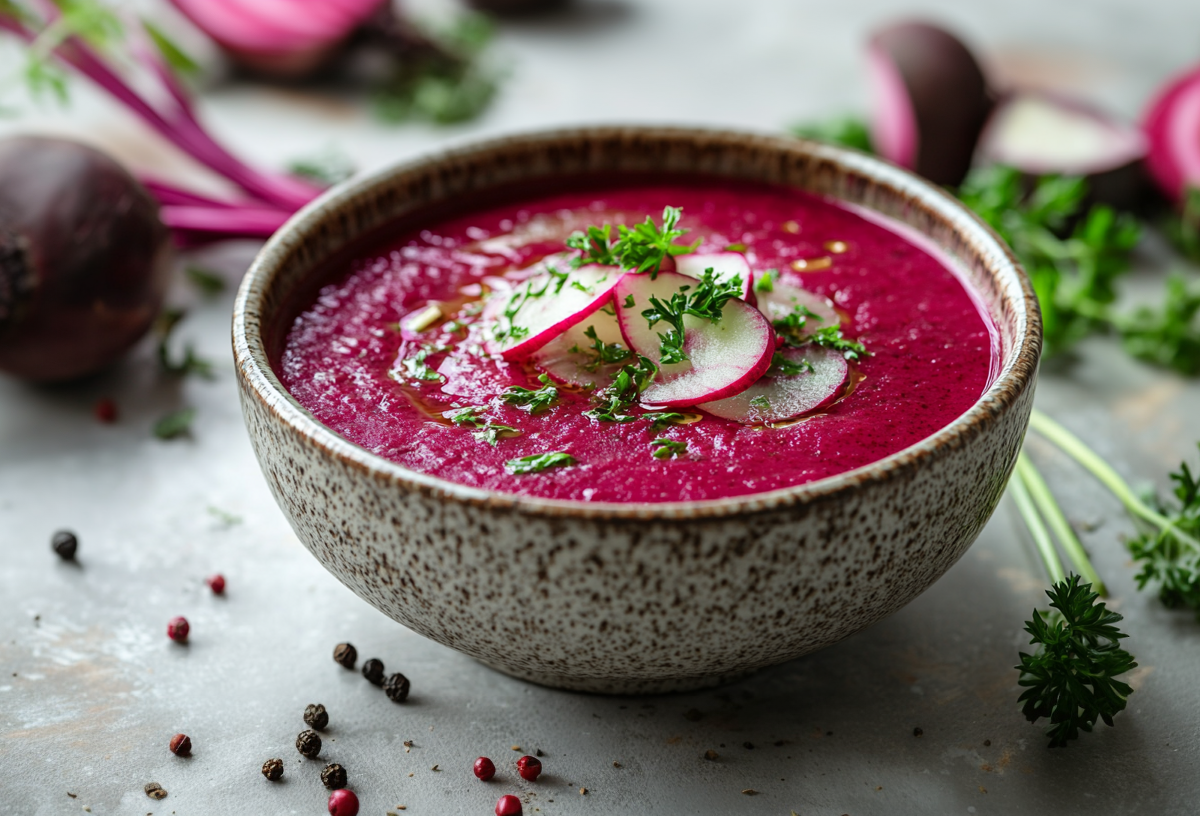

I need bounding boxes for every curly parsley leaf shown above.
[803,326,867,360]
[568,206,698,277]
[1126,444,1200,615]
[642,411,687,433]
[1117,273,1200,375]
[397,344,446,383]
[767,352,814,377]
[445,406,519,446]
[505,451,576,474]
[642,268,744,364]
[1016,574,1137,748]
[501,373,560,415]
[585,355,656,423]
[571,325,631,372]
[754,268,780,293]
[650,438,687,459]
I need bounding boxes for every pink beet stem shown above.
[160,204,293,236]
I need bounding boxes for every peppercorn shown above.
[167,616,189,643]
[474,756,496,781]
[169,733,191,756]
[261,758,284,781]
[913,727,923,737]
[333,642,357,669]
[495,794,522,816]
[321,763,348,790]
[143,782,167,800]
[361,658,385,686]
[516,755,541,782]
[51,530,77,560]
[94,397,117,423]
[327,788,359,816]
[206,574,226,594]
[383,672,410,703]
[304,703,329,731]
[296,729,322,759]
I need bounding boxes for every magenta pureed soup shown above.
[278,178,998,503]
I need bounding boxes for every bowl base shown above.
[475,658,759,695]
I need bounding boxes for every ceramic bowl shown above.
[233,127,1041,694]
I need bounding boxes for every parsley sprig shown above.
[397,344,446,383]
[567,206,698,277]
[650,439,687,459]
[569,325,631,372]
[585,355,656,423]
[642,269,744,364]
[1127,448,1200,614]
[505,451,576,474]
[445,406,519,446]
[767,353,814,377]
[501,374,560,415]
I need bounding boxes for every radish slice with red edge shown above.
[483,264,623,360]
[533,308,630,389]
[674,252,754,302]
[698,345,849,424]
[755,278,839,337]
[615,270,773,407]
[1142,63,1200,203]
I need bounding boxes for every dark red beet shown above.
[0,137,171,382]
[867,21,993,186]
[1142,63,1200,204]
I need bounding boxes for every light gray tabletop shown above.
[3,1,1199,814]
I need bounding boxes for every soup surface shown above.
[279,179,998,503]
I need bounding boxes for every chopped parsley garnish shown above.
[445,406,520,446]
[571,325,631,372]
[641,268,744,364]
[642,412,687,433]
[505,451,577,474]
[156,308,215,379]
[767,353,814,377]
[805,326,868,360]
[567,206,698,277]
[623,294,636,308]
[726,242,748,252]
[398,344,446,382]
[585,355,657,422]
[749,395,772,411]
[501,374,560,414]
[185,267,225,297]
[753,268,780,293]
[650,439,688,459]
[770,303,823,342]
[154,407,196,440]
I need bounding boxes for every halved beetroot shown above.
[483,264,622,360]
[698,345,848,424]
[867,21,993,187]
[980,91,1149,209]
[675,252,754,302]
[533,308,630,389]
[1142,63,1200,203]
[614,271,773,407]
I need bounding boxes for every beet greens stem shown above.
[1015,452,1107,595]
[1009,461,1066,585]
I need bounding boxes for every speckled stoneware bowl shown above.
[233,127,1041,694]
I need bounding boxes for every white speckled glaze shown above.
[233,127,1041,694]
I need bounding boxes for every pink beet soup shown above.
[277,178,998,503]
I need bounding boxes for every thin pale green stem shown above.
[1016,452,1107,595]
[1028,409,1200,551]
[1010,461,1066,585]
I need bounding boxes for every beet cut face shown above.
[867,21,993,187]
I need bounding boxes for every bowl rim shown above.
[233,125,1041,521]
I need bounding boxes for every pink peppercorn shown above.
[474,756,496,781]
[93,398,117,423]
[516,755,541,782]
[167,616,189,643]
[495,794,522,816]
[169,733,191,756]
[206,574,226,594]
[327,788,359,816]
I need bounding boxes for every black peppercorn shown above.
[304,703,329,731]
[361,657,385,686]
[51,530,77,560]
[321,763,348,790]
[296,729,322,759]
[261,758,284,781]
[383,672,411,703]
[333,642,357,669]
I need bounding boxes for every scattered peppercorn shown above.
[297,729,322,759]
[383,672,410,703]
[983,739,991,747]
[205,574,225,594]
[321,763,348,790]
[913,727,924,737]
[327,788,359,816]
[261,758,284,781]
[516,755,542,782]
[169,733,191,756]
[51,530,77,561]
[305,703,330,731]
[474,757,496,781]
[167,616,189,643]
[495,794,522,816]
[743,742,755,750]
[94,397,117,423]
[361,658,385,686]
[612,761,621,768]
[704,750,719,761]
[333,642,357,669]
[535,748,545,758]
[143,783,167,800]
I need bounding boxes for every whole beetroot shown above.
[0,137,171,382]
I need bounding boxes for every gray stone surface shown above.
[2,1,1199,814]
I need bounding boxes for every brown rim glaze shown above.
[233,126,1040,521]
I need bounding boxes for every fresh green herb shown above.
[501,374,560,415]
[754,268,780,293]
[142,18,199,78]
[575,325,631,372]
[153,407,196,440]
[156,308,214,379]
[623,294,635,308]
[16,0,124,104]
[650,439,688,460]
[398,344,446,382]
[1118,273,1200,375]
[642,268,744,364]
[585,355,657,423]
[749,395,772,411]
[790,116,874,153]
[505,451,576,474]
[1126,445,1200,615]
[207,506,243,527]
[446,406,520,446]
[1163,186,1200,264]
[185,267,225,297]
[567,206,697,277]
[767,352,814,377]
[725,243,748,252]
[771,303,823,344]
[804,326,867,360]
[287,147,355,187]
[642,411,686,433]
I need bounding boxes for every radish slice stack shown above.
[756,279,840,336]
[699,346,849,423]
[533,309,629,389]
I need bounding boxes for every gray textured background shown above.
[2,1,1199,814]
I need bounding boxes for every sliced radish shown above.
[674,252,754,302]
[756,279,839,336]
[482,264,622,360]
[699,345,849,424]
[1142,63,1200,203]
[615,270,773,407]
[533,308,631,389]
